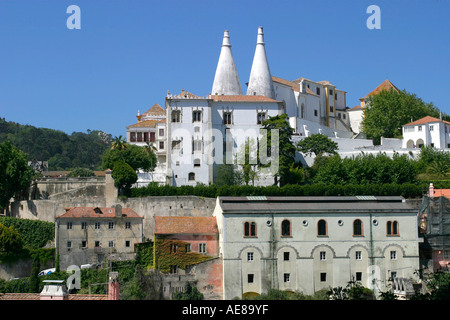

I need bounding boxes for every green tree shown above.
[0,141,34,210]
[362,88,444,144]
[112,161,138,195]
[296,133,338,157]
[29,256,40,293]
[237,138,259,186]
[260,114,297,186]
[173,282,204,300]
[102,144,157,173]
[0,224,23,255]
[111,135,128,151]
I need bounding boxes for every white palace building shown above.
[126,27,449,186]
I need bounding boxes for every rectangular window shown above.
[94,241,100,247]
[430,125,434,131]
[143,132,149,142]
[185,244,191,252]
[284,273,290,283]
[170,265,177,274]
[172,110,181,122]
[67,241,72,248]
[81,240,87,248]
[108,222,114,229]
[330,106,334,113]
[314,110,318,117]
[316,87,321,95]
[159,141,164,150]
[81,222,87,230]
[329,89,333,96]
[108,240,114,248]
[130,132,136,142]
[159,128,164,136]
[67,222,73,230]
[320,251,326,261]
[223,111,232,125]
[170,244,178,253]
[356,272,362,281]
[193,110,202,122]
[355,251,362,260]
[199,243,207,254]
[125,222,131,229]
[172,140,181,150]
[257,112,266,125]
[193,140,202,152]
[284,252,290,261]
[391,271,397,280]
[390,251,397,260]
[418,125,422,131]
[244,222,257,237]
[137,132,142,142]
[150,132,156,142]
[95,222,101,230]
[125,240,131,248]
[320,273,327,282]
[247,252,254,262]
[248,274,254,283]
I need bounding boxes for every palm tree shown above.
[111,135,127,151]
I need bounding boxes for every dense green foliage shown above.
[0,224,23,255]
[131,181,433,199]
[173,282,204,300]
[112,160,138,194]
[362,89,448,144]
[297,133,339,156]
[0,141,35,209]
[67,167,95,177]
[0,217,54,249]
[102,143,157,172]
[311,152,417,185]
[260,114,297,186]
[0,118,112,170]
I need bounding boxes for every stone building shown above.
[55,205,143,270]
[213,196,421,299]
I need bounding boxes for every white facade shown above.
[213,196,421,299]
[402,116,450,149]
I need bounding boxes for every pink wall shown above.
[168,234,218,256]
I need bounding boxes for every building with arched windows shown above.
[213,195,420,299]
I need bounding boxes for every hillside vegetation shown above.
[0,118,112,171]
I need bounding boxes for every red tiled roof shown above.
[127,119,166,129]
[210,95,280,103]
[57,207,143,219]
[155,216,218,234]
[361,79,399,101]
[349,105,364,111]
[433,189,450,198]
[402,116,450,127]
[142,103,165,116]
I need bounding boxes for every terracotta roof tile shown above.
[155,216,218,234]
[433,189,450,198]
[127,119,166,129]
[142,103,165,116]
[361,79,399,100]
[56,207,143,219]
[402,116,450,127]
[0,293,109,300]
[210,94,280,103]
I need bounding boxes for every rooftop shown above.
[217,196,415,213]
[155,216,218,234]
[402,115,450,127]
[56,206,143,219]
[361,79,399,101]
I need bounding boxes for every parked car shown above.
[38,268,56,276]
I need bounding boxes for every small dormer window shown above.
[94,207,102,214]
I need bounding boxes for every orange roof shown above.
[349,105,364,111]
[361,79,399,101]
[433,189,450,198]
[155,216,218,234]
[127,119,166,129]
[210,95,280,103]
[402,116,450,127]
[143,103,165,116]
[57,207,143,219]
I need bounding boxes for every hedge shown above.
[0,217,54,249]
[129,182,449,199]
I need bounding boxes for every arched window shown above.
[387,221,399,236]
[353,219,363,236]
[188,172,195,181]
[281,220,291,237]
[317,220,327,236]
[244,222,257,237]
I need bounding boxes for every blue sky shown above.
[0,0,449,138]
